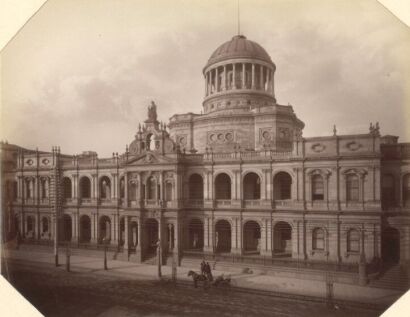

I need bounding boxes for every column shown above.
[215,67,219,92]
[223,65,227,90]
[242,63,246,89]
[71,214,76,242]
[204,217,213,253]
[251,63,255,89]
[205,72,208,96]
[35,213,40,240]
[91,213,97,243]
[260,218,272,256]
[259,65,264,90]
[265,67,269,91]
[111,215,116,243]
[271,69,275,96]
[232,63,236,89]
[124,216,129,250]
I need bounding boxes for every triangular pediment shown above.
[125,152,176,166]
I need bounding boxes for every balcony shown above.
[243,200,261,208]
[185,199,204,208]
[215,199,232,208]
[40,198,51,205]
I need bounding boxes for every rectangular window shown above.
[347,175,359,202]
[312,175,324,201]
[313,229,325,250]
[348,230,360,252]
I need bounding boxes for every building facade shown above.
[2,35,410,272]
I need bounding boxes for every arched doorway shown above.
[145,219,159,254]
[273,172,292,200]
[243,173,261,200]
[130,221,138,248]
[61,215,72,242]
[382,227,400,263]
[273,222,292,255]
[79,215,91,243]
[62,177,72,199]
[215,173,231,199]
[215,220,231,253]
[188,218,204,250]
[243,221,261,253]
[99,216,111,243]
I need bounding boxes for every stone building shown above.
[2,35,410,276]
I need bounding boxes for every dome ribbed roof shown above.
[206,35,272,67]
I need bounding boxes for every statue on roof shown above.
[147,101,158,122]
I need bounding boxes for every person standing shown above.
[205,261,213,281]
[200,260,206,275]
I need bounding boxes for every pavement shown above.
[1,244,405,309]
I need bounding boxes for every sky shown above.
[1,0,409,157]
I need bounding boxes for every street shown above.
[2,260,383,317]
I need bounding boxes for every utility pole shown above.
[53,146,60,267]
[103,237,108,270]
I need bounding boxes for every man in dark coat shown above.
[205,262,213,281]
[200,260,206,276]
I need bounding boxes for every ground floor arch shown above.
[243,220,261,253]
[273,221,292,255]
[382,227,400,263]
[188,218,204,250]
[215,219,231,253]
[145,218,159,254]
[99,215,111,243]
[130,221,138,248]
[79,215,91,243]
[61,214,72,242]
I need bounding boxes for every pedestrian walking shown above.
[200,260,206,275]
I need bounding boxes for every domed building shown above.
[2,34,410,289]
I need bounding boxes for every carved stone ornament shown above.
[42,158,49,165]
[26,159,34,166]
[145,153,154,163]
[311,143,325,153]
[346,141,362,151]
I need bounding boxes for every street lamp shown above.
[103,237,108,270]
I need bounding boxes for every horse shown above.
[187,270,209,289]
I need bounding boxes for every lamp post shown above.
[103,237,108,270]
[157,239,162,278]
[172,251,177,284]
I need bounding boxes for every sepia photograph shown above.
[1,0,409,316]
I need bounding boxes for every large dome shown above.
[206,35,272,67]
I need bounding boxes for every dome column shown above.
[215,67,219,92]
[223,65,227,90]
[259,65,264,90]
[242,63,246,89]
[205,72,208,96]
[251,64,255,89]
[265,67,269,91]
[233,63,237,89]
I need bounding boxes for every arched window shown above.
[273,172,292,200]
[99,176,111,199]
[312,175,324,201]
[346,174,359,202]
[27,216,34,232]
[312,228,325,250]
[62,177,72,199]
[41,178,49,199]
[165,182,172,201]
[147,176,156,200]
[26,178,34,199]
[42,217,49,233]
[403,174,410,207]
[129,181,137,201]
[79,177,91,199]
[120,177,125,198]
[189,174,203,199]
[382,174,395,208]
[243,172,261,200]
[215,173,231,199]
[347,229,360,252]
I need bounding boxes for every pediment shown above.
[125,152,175,166]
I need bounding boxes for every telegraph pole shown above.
[53,146,60,267]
